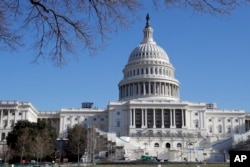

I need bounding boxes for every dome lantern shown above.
[142,14,155,44]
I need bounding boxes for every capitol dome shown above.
[118,14,180,101]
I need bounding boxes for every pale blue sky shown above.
[1,4,250,112]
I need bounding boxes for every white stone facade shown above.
[1,15,250,162]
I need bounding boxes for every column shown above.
[145,109,148,128]
[59,116,65,133]
[170,109,173,128]
[154,82,156,95]
[198,111,202,129]
[141,109,144,128]
[161,109,164,128]
[14,109,17,124]
[173,109,176,128]
[164,83,167,96]
[168,84,170,96]
[159,82,162,95]
[70,116,73,127]
[7,109,10,127]
[149,82,151,95]
[143,82,146,95]
[153,109,156,128]
[162,83,165,95]
[173,85,175,97]
[222,118,226,133]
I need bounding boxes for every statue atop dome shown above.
[145,13,150,28]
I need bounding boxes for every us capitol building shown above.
[1,15,250,162]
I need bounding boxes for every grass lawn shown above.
[81,164,229,167]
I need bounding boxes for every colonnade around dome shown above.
[119,81,179,100]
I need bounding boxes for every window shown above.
[19,112,22,116]
[66,125,70,131]
[154,143,159,147]
[195,121,199,128]
[228,127,231,133]
[3,120,7,128]
[3,110,8,116]
[209,127,213,133]
[218,125,222,133]
[101,118,104,121]
[116,120,120,127]
[235,119,238,122]
[177,143,182,148]
[117,112,120,115]
[155,68,158,74]
[83,124,87,128]
[93,118,96,121]
[1,133,6,141]
[11,120,14,127]
[208,119,212,122]
[227,119,231,122]
[166,143,171,148]
[218,119,221,122]
[194,112,198,116]
[75,117,78,121]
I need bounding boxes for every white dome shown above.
[118,14,180,101]
[127,43,170,65]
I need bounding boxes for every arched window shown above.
[177,143,182,148]
[166,143,171,148]
[154,143,159,147]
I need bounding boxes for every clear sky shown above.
[1,3,250,112]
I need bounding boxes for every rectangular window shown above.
[117,121,120,127]
[1,133,6,141]
[195,121,199,128]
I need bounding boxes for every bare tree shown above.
[15,127,33,162]
[32,128,55,162]
[0,0,249,66]
[0,144,13,163]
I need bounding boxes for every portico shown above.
[129,108,186,129]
